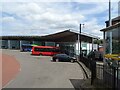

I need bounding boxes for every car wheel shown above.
[56,58,59,62]
[70,59,74,63]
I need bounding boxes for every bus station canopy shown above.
[0,29,99,43]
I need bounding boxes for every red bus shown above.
[32,46,60,56]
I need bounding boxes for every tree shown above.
[94,39,103,45]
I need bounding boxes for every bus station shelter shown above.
[0,29,99,56]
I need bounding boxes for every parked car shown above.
[52,54,76,63]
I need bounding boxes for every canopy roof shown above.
[100,22,120,32]
[0,29,99,43]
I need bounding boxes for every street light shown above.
[109,0,112,54]
[78,23,84,60]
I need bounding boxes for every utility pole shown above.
[80,24,82,57]
[109,0,112,26]
[78,23,84,60]
[109,0,112,54]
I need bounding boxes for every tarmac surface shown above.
[2,53,20,87]
[2,49,84,88]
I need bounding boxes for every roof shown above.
[0,36,42,40]
[112,16,120,21]
[100,22,120,32]
[40,29,99,39]
[69,29,99,39]
[0,29,99,42]
[105,16,120,23]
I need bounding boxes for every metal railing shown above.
[79,57,105,89]
[104,56,120,90]
[79,54,120,89]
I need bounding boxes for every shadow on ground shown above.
[70,79,93,90]
[70,79,112,90]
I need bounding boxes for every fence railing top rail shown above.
[105,54,120,61]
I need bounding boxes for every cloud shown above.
[81,18,105,38]
[1,1,119,38]
[1,0,119,3]
[2,16,15,23]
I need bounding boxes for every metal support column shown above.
[8,40,11,49]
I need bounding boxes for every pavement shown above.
[1,49,107,89]
[2,53,20,87]
[1,49,84,88]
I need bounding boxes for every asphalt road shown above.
[2,49,84,88]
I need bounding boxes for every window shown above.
[105,27,120,54]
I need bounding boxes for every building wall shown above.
[75,42,98,55]
[0,40,8,49]
[105,27,120,54]
[32,41,43,46]
[45,42,55,46]
[57,42,98,57]
[103,23,120,89]
[0,36,97,55]
[8,40,20,49]
[57,42,75,57]
[21,40,32,44]
[0,40,57,50]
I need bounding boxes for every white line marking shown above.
[2,69,21,88]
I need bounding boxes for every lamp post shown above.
[109,0,111,26]
[109,0,112,54]
[78,23,84,60]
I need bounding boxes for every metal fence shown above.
[79,56,120,89]
[104,60,120,90]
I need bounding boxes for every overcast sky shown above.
[0,0,119,38]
